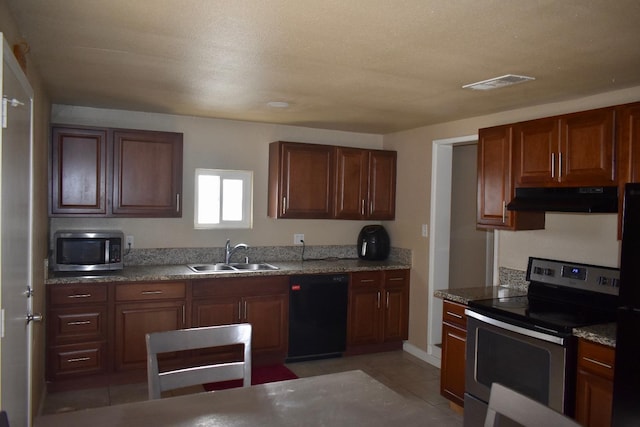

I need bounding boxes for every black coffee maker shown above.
[357,225,390,260]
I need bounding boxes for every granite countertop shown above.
[573,323,616,348]
[434,285,527,305]
[45,259,411,285]
[435,286,616,348]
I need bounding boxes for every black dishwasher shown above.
[286,274,349,362]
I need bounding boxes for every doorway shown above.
[426,135,496,366]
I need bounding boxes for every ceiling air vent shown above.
[463,74,535,90]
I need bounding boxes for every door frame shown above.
[426,134,498,364]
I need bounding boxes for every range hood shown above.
[506,186,618,213]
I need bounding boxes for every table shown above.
[35,371,436,426]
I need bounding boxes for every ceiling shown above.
[6,0,640,134]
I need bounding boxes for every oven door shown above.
[464,310,574,427]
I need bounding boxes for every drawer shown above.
[350,271,382,288]
[577,339,615,380]
[115,282,186,301]
[49,307,107,343]
[384,269,409,287]
[443,299,467,328]
[49,284,108,305]
[49,341,106,379]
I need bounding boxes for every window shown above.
[195,168,253,229]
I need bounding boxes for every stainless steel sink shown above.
[187,263,279,273]
[227,263,279,271]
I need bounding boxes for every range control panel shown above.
[527,257,620,296]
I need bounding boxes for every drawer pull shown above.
[67,294,91,299]
[582,357,613,370]
[67,357,91,363]
[141,290,164,295]
[360,279,375,283]
[446,311,463,319]
[388,277,404,281]
[67,320,91,326]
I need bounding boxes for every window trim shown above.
[194,168,253,229]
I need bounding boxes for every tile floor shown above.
[39,350,463,426]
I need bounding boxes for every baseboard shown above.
[402,341,441,369]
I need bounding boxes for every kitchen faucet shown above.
[225,239,249,264]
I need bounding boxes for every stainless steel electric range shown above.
[463,257,619,427]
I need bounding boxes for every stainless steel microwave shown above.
[52,230,124,272]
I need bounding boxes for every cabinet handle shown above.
[182,305,185,325]
[558,152,563,180]
[361,199,366,216]
[446,311,463,319]
[176,194,180,212]
[238,301,242,321]
[502,201,506,224]
[67,320,91,326]
[67,357,91,363]
[243,300,248,320]
[370,200,373,216]
[141,290,163,295]
[282,197,287,215]
[386,291,390,309]
[376,291,381,309]
[582,356,613,370]
[67,294,92,299]
[551,153,555,178]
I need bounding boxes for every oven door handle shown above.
[465,309,566,346]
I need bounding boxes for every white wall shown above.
[50,105,384,249]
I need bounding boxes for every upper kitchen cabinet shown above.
[514,107,616,188]
[477,125,544,230]
[268,141,397,220]
[50,127,109,215]
[616,102,640,237]
[334,147,396,220]
[112,130,183,217]
[268,141,334,219]
[50,125,183,217]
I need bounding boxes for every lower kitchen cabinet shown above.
[192,276,289,365]
[347,269,409,354]
[46,283,109,381]
[440,299,467,407]
[575,339,615,427]
[114,282,187,371]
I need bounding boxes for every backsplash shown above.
[124,245,412,266]
[498,266,528,291]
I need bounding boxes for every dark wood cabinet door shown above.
[575,369,613,427]
[114,301,186,371]
[477,125,515,228]
[514,117,559,187]
[478,125,544,230]
[50,127,109,215]
[368,150,396,219]
[382,270,409,342]
[193,298,240,327]
[334,147,368,219]
[112,130,183,217]
[269,141,334,218]
[560,108,616,186]
[347,286,381,346]
[617,102,640,237]
[441,322,466,407]
[243,294,288,356]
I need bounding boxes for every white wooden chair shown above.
[484,383,580,427]
[146,323,252,400]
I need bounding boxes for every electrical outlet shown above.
[294,234,305,245]
[126,235,134,249]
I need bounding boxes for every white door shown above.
[0,34,35,427]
